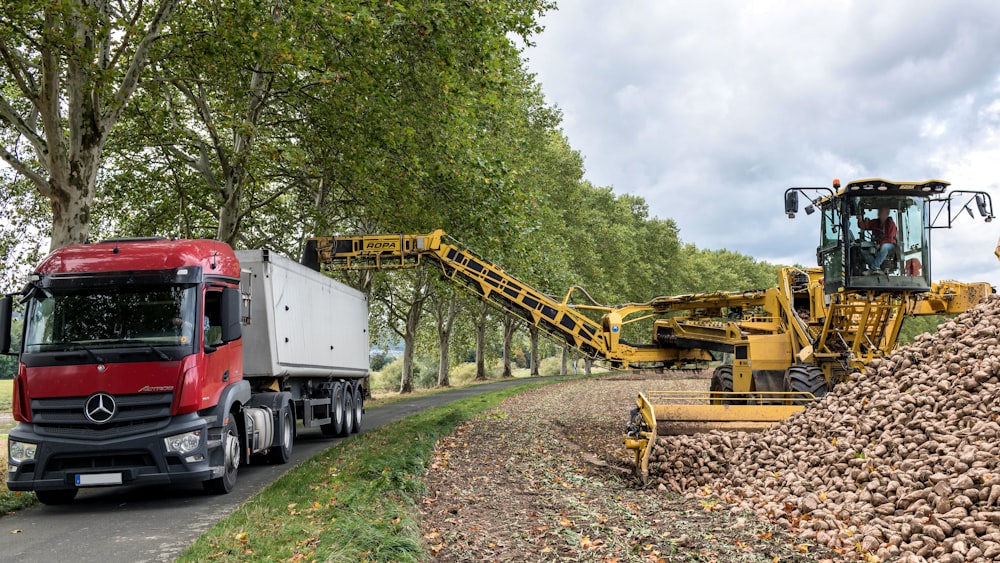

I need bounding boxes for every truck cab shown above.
[2,239,249,504]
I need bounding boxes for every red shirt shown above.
[859,217,897,246]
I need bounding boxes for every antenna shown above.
[210,240,219,270]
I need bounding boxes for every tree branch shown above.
[102,0,179,130]
[0,143,48,192]
[0,94,48,157]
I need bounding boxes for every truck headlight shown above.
[164,430,202,455]
[9,440,37,463]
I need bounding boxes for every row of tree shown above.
[0,0,782,388]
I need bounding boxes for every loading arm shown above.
[307,230,636,365]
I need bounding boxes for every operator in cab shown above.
[860,206,897,274]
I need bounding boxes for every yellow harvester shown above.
[305,178,994,478]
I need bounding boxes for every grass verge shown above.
[179,375,576,562]
[1,379,37,516]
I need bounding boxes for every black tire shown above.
[339,384,354,437]
[204,416,240,494]
[320,383,345,437]
[35,488,78,505]
[784,364,828,405]
[350,382,364,433]
[266,401,294,464]
[710,365,738,405]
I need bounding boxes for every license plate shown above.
[75,473,123,486]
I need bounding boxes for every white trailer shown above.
[236,249,369,437]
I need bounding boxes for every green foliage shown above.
[898,315,948,345]
[369,352,394,373]
[538,356,563,377]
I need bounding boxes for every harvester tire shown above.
[710,365,741,405]
[784,364,828,405]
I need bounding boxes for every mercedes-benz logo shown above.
[84,393,117,424]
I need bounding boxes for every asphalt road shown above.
[1,377,542,562]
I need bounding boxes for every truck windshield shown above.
[23,284,198,353]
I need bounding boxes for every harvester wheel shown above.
[710,365,740,405]
[784,364,828,405]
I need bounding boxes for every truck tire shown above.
[784,364,828,405]
[320,383,345,436]
[350,382,364,433]
[204,416,240,494]
[267,400,294,464]
[35,488,78,505]
[340,384,354,437]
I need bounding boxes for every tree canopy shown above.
[0,1,788,387]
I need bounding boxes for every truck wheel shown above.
[267,401,294,464]
[35,488,78,505]
[204,416,240,494]
[320,383,345,436]
[784,364,828,405]
[350,382,364,433]
[339,385,354,437]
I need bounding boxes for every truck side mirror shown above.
[220,287,242,343]
[0,296,11,354]
[785,191,799,217]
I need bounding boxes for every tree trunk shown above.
[584,357,593,375]
[502,315,516,378]
[529,325,540,376]
[474,301,489,380]
[435,294,457,387]
[48,169,98,249]
[560,346,568,376]
[400,325,416,394]
[398,283,425,394]
[0,1,178,250]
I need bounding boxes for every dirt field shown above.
[420,374,841,562]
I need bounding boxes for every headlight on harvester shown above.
[164,430,202,455]
[9,440,38,464]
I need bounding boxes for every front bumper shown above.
[6,413,214,492]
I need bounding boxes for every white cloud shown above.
[526,0,1000,285]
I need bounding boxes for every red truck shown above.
[1,238,369,504]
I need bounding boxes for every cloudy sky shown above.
[524,0,1000,284]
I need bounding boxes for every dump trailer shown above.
[305,178,994,479]
[1,240,368,504]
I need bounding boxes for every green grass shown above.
[1,379,37,516]
[0,379,11,418]
[178,375,577,562]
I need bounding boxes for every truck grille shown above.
[30,393,174,438]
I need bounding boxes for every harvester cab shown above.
[785,178,994,294]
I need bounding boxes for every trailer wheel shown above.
[267,400,294,464]
[35,488,78,505]
[350,382,364,433]
[784,364,828,405]
[204,416,240,494]
[321,383,345,436]
[340,385,354,437]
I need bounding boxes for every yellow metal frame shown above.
[308,228,992,479]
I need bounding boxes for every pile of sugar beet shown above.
[649,295,1000,562]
